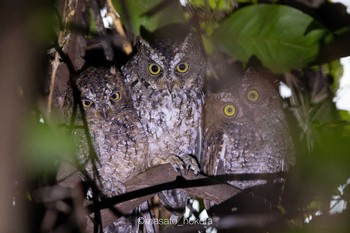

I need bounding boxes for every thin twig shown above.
[47,52,61,115]
[105,0,132,55]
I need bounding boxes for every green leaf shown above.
[21,119,75,175]
[322,59,343,92]
[210,0,236,11]
[212,4,332,73]
[113,0,186,35]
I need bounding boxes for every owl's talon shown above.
[174,164,183,176]
[117,183,127,194]
[180,154,200,175]
[153,155,198,176]
[192,166,200,176]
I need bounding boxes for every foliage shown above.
[18,0,350,232]
[112,0,186,35]
[21,115,75,176]
[212,4,332,73]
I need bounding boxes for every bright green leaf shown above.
[112,0,186,36]
[212,4,332,73]
[323,59,343,92]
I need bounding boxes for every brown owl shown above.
[202,67,295,191]
[121,33,206,216]
[75,67,149,197]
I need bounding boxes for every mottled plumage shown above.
[202,68,295,190]
[121,34,206,215]
[75,67,148,197]
[121,34,205,171]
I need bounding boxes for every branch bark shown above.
[79,164,241,232]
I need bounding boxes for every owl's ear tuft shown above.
[136,36,152,51]
[180,32,194,51]
[244,67,258,80]
[75,70,88,91]
[110,66,117,75]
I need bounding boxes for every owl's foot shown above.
[179,154,200,175]
[101,180,126,197]
[151,154,200,176]
[115,182,127,195]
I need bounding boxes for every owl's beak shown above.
[101,109,108,120]
[97,107,109,121]
[166,81,174,94]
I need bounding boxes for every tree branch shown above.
[81,164,241,232]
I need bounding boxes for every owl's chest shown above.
[88,116,144,159]
[137,90,202,129]
[136,89,203,155]
[221,119,289,174]
[204,121,289,190]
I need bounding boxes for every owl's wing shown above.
[195,120,203,163]
[202,130,226,176]
[286,130,296,166]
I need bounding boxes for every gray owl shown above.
[121,34,206,215]
[202,68,295,191]
[75,67,149,197]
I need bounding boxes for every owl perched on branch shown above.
[121,33,206,215]
[75,67,149,197]
[202,67,295,191]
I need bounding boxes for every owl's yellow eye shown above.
[82,100,93,108]
[247,89,260,102]
[110,92,120,101]
[176,62,189,73]
[148,63,161,75]
[223,104,236,117]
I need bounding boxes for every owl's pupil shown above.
[250,93,256,99]
[151,65,159,73]
[179,64,185,70]
[227,108,233,112]
[111,94,116,99]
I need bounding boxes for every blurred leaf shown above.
[113,0,186,36]
[21,118,75,175]
[189,0,237,11]
[339,110,350,122]
[29,5,59,45]
[88,9,98,37]
[189,0,206,7]
[322,59,343,92]
[316,28,350,64]
[212,4,332,73]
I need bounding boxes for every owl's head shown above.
[76,67,132,122]
[204,89,245,132]
[123,33,206,93]
[239,68,281,109]
[204,68,282,130]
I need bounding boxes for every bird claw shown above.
[151,154,200,176]
[107,181,126,196]
[181,155,200,175]
[168,155,200,176]
[116,182,127,194]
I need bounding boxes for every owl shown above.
[202,67,295,191]
[121,33,206,214]
[75,67,149,197]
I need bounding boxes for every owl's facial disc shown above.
[97,104,112,121]
[166,78,174,93]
